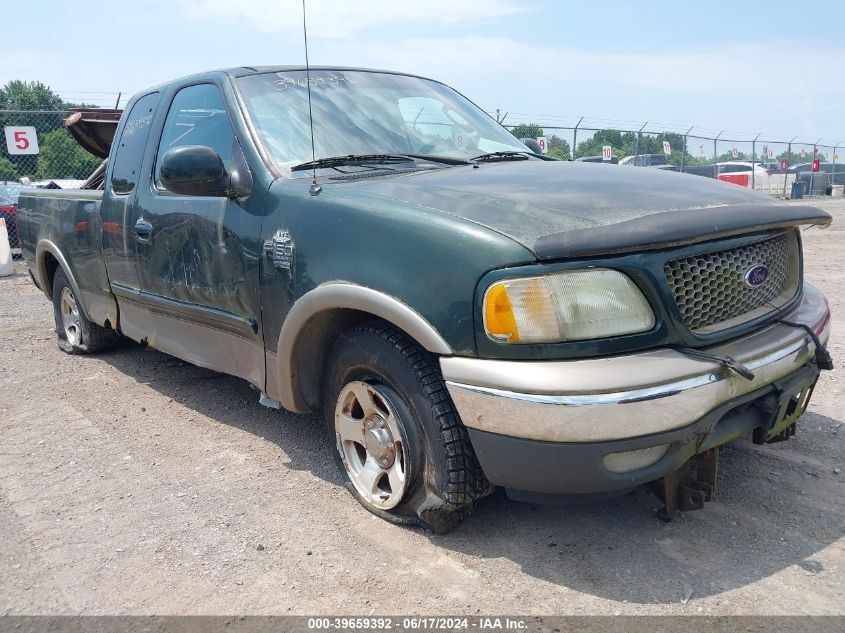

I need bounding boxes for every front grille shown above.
[664,231,799,332]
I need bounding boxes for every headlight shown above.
[483,268,655,343]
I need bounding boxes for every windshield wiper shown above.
[291,153,473,172]
[291,154,415,172]
[471,151,533,163]
[403,154,474,166]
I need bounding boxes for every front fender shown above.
[271,282,452,412]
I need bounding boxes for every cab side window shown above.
[154,84,235,190]
[111,92,160,195]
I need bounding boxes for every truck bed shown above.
[19,187,117,329]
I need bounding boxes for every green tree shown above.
[547,134,571,160]
[0,80,66,111]
[508,123,544,139]
[36,129,101,180]
[0,156,18,181]
[0,80,99,180]
[0,80,68,135]
[575,129,625,159]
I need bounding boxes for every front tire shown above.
[322,322,493,533]
[52,268,119,354]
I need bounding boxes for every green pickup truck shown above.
[18,67,833,532]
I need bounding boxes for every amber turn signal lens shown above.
[484,283,520,342]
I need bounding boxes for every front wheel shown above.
[322,322,493,533]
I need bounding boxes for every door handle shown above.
[134,219,154,244]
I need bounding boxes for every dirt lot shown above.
[0,199,843,616]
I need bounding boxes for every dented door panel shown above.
[124,78,268,385]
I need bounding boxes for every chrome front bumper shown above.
[442,283,830,444]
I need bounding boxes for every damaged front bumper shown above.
[440,283,831,501]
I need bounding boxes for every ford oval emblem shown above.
[744,264,769,288]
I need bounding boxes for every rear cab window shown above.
[110,92,161,195]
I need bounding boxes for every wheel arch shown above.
[272,283,453,413]
[35,240,88,316]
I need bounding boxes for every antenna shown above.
[302,0,321,196]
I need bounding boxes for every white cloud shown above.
[184,0,524,38]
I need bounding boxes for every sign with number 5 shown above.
[4,126,39,155]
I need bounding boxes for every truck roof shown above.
[139,66,440,93]
[226,65,435,80]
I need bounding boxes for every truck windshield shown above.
[236,70,528,170]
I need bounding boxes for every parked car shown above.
[18,66,833,532]
[0,182,21,250]
[789,163,845,186]
[715,161,771,187]
[789,162,813,173]
[575,155,618,164]
[619,153,667,167]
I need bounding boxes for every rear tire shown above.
[52,268,119,354]
[322,322,493,533]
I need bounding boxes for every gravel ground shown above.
[0,198,843,616]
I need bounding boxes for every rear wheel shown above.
[323,322,493,533]
[52,268,119,354]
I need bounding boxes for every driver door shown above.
[124,82,265,386]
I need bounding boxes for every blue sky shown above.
[4,0,844,143]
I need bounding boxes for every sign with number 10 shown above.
[4,126,39,155]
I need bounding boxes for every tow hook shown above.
[653,448,719,521]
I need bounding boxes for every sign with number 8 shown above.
[4,126,40,155]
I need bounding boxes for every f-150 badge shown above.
[264,229,294,270]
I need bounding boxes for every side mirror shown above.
[159,145,252,198]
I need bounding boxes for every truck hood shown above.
[346,160,831,259]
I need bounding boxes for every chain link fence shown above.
[1,109,104,249]
[505,117,843,201]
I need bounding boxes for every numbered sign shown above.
[4,126,39,155]
[767,148,774,158]
[601,145,612,161]
[536,137,548,154]
[731,147,739,158]
[662,141,671,156]
[800,149,807,158]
